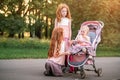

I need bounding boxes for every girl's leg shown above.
[64,38,74,73]
[45,60,63,76]
[44,61,53,76]
[49,61,63,76]
[51,64,63,76]
[64,38,69,67]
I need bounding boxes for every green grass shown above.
[0,48,47,59]
[0,38,49,59]
[96,46,120,57]
[0,46,120,59]
[0,38,120,59]
[97,50,120,57]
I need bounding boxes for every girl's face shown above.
[61,7,67,17]
[80,29,87,36]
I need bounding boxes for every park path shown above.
[0,57,120,80]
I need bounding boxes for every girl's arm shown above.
[58,51,70,56]
[54,18,58,28]
[53,51,70,58]
[68,19,72,40]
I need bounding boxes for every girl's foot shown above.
[44,71,51,76]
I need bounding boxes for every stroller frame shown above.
[67,21,104,79]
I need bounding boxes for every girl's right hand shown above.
[65,51,71,55]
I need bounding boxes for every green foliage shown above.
[68,0,120,47]
[4,15,26,34]
[0,0,120,46]
[0,38,49,49]
[0,14,5,31]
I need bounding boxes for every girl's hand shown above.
[77,40,82,44]
[65,51,71,55]
[68,40,74,45]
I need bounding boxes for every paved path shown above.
[0,57,120,80]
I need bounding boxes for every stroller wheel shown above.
[96,68,102,77]
[80,71,86,79]
[74,67,78,74]
[62,67,66,73]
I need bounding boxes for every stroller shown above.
[67,21,104,79]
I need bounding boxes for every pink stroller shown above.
[67,21,104,79]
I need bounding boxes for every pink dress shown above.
[56,18,73,72]
[49,41,65,65]
[56,17,71,51]
[44,41,66,76]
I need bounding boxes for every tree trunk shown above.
[22,32,24,38]
[8,33,14,38]
[35,25,42,39]
[18,33,21,38]
[45,17,48,39]
[0,31,4,35]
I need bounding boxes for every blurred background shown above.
[0,0,120,46]
[0,0,120,59]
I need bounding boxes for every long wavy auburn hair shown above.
[56,3,71,22]
[48,27,63,58]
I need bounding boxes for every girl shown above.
[54,3,74,72]
[69,25,91,54]
[44,27,70,76]
[76,25,91,46]
[54,3,72,50]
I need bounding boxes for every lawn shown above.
[0,46,120,59]
[0,48,47,59]
[0,38,120,59]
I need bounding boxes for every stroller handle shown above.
[81,21,104,29]
[98,21,104,28]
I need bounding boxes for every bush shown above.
[0,38,50,49]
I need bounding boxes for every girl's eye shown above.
[62,11,67,13]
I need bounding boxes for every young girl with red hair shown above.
[54,3,74,73]
[44,27,70,76]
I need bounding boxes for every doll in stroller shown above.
[64,21,104,79]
